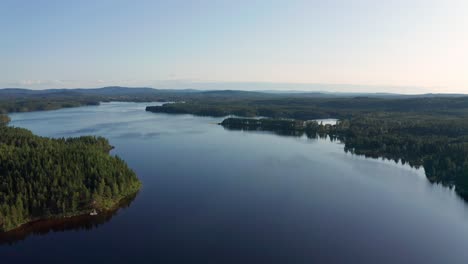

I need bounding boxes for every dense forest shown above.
[0,98,100,114]
[0,118,141,232]
[0,87,175,114]
[6,86,468,118]
[147,96,468,120]
[327,114,468,199]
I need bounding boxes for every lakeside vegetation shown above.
[146,96,468,119]
[328,114,468,199]
[0,98,100,114]
[0,119,141,232]
[0,87,182,114]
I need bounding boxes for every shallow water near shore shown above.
[3,102,468,264]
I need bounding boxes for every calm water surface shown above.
[2,102,468,263]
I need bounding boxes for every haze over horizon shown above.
[0,82,458,95]
[2,0,467,93]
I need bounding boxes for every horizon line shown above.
[0,85,467,96]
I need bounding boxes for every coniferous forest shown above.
[0,115,141,232]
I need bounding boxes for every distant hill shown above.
[0,87,158,98]
[0,86,466,100]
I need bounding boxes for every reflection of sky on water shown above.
[5,102,468,264]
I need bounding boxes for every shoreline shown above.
[1,189,141,234]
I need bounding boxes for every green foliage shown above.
[0,126,141,232]
[327,114,468,199]
[0,114,9,126]
[147,96,468,120]
[0,98,100,114]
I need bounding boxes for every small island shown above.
[0,115,141,232]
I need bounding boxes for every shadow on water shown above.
[0,192,138,246]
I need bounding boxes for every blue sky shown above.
[1,0,467,93]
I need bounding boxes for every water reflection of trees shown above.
[222,120,468,202]
[0,192,138,245]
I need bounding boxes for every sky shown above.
[1,0,467,93]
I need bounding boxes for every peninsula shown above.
[0,115,141,232]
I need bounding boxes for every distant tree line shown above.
[147,96,468,120]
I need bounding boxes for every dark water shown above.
[2,102,468,264]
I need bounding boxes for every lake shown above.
[2,102,468,263]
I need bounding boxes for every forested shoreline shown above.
[145,95,468,200]
[146,96,468,120]
[0,117,141,232]
[145,94,468,200]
